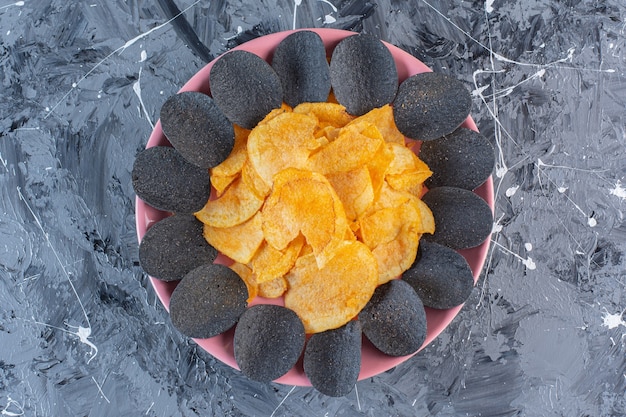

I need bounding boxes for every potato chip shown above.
[261,168,348,268]
[210,172,239,196]
[250,234,305,284]
[368,200,422,284]
[202,211,264,264]
[346,104,405,144]
[210,125,250,178]
[358,206,405,250]
[284,240,378,333]
[257,276,288,299]
[229,262,258,303]
[293,102,355,130]
[241,158,271,199]
[413,196,436,234]
[326,166,374,221]
[247,112,320,187]
[366,140,395,201]
[385,143,432,196]
[195,176,264,228]
[307,121,384,175]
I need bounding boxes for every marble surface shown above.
[1,0,625,416]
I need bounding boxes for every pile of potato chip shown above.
[194,101,435,334]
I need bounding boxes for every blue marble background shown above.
[1,0,625,416]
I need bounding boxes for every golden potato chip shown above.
[261,168,348,268]
[229,262,258,303]
[210,172,239,196]
[257,103,293,125]
[211,125,250,178]
[358,206,405,250]
[326,166,374,221]
[307,121,384,175]
[367,184,435,231]
[257,276,288,299]
[284,240,378,333]
[202,211,264,264]
[241,158,271,199]
[385,143,432,196]
[195,176,264,228]
[247,112,320,187]
[366,140,395,201]
[209,125,251,195]
[347,104,405,144]
[413,196,436,234]
[250,234,305,284]
[293,102,355,130]
[368,200,422,284]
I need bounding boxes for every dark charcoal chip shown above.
[160,91,234,169]
[303,321,362,397]
[420,128,495,190]
[393,72,472,141]
[210,50,283,129]
[234,304,305,382]
[138,214,218,282]
[403,241,475,309]
[272,30,331,107]
[359,280,426,357]
[329,33,398,116]
[421,186,493,250]
[132,146,211,213]
[169,264,248,339]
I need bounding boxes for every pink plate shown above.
[135,28,494,386]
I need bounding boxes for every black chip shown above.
[272,30,331,107]
[132,146,211,213]
[420,128,495,190]
[169,264,248,339]
[210,50,283,129]
[138,214,218,282]
[329,33,398,116]
[234,304,305,383]
[303,321,362,397]
[403,241,475,309]
[160,91,234,169]
[359,280,427,357]
[421,186,493,250]
[393,72,472,141]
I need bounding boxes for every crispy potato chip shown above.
[284,240,378,333]
[250,234,305,284]
[209,125,252,195]
[241,158,271,199]
[210,172,239,196]
[367,200,423,284]
[367,184,436,233]
[293,102,355,130]
[257,276,288,298]
[366,140,395,201]
[247,112,320,187]
[195,176,264,228]
[385,143,432,196]
[261,168,348,268]
[229,262,258,303]
[358,206,405,250]
[258,103,293,125]
[413,196,436,234]
[307,121,384,175]
[326,166,374,221]
[347,104,405,144]
[211,125,250,178]
[202,211,264,264]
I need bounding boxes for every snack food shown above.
[134,28,495,391]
